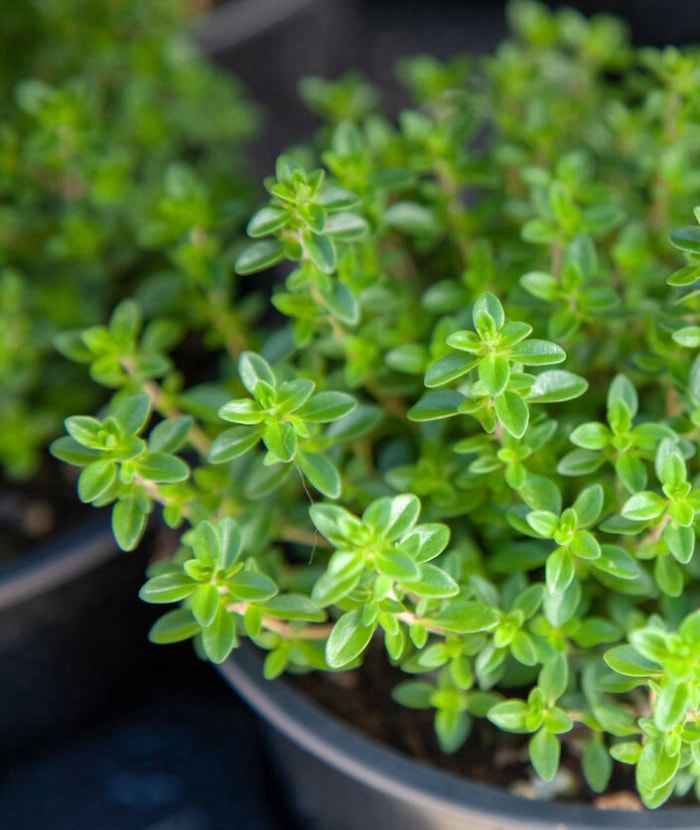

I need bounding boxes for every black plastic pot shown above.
[194,0,362,176]
[0,517,163,760]
[219,646,700,830]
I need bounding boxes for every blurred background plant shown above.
[0,0,259,487]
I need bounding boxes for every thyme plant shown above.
[0,0,257,479]
[53,0,700,809]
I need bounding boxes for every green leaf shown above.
[608,374,638,415]
[110,299,142,337]
[487,700,530,732]
[78,459,117,503]
[511,631,538,666]
[539,653,568,703]
[148,609,200,644]
[432,601,500,633]
[208,426,263,463]
[424,353,478,388]
[392,680,434,709]
[566,233,598,279]
[479,354,510,396]
[520,271,558,301]
[546,548,575,595]
[318,185,360,210]
[303,230,336,273]
[238,352,276,395]
[276,379,316,414]
[192,520,219,563]
[192,583,221,627]
[572,484,604,527]
[112,394,151,435]
[672,326,700,348]
[510,340,565,366]
[65,416,103,449]
[636,739,679,792]
[325,212,369,240]
[408,391,465,421]
[50,436,100,466]
[297,391,357,423]
[363,494,421,541]
[263,648,289,680]
[527,370,588,403]
[201,605,237,664]
[218,399,264,424]
[326,609,376,668]
[317,279,360,325]
[309,503,362,546]
[494,391,529,438]
[615,454,647,494]
[446,330,482,353]
[526,510,559,538]
[297,451,341,498]
[522,218,555,244]
[112,495,148,551]
[667,265,700,287]
[582,738,613,794]
[557,449,605,476]
[654,555,684,597]
[402,524,450,562]
[383,202,440,236]
[375,550,420,580]
[402,564,459,598]
[621,491,666,522]
[149,416,194,453]
[136,452,189,483]
[610,742,642,765]
[529,729,560,782]
[434,709,471,754]
[664,523,695,564]
[227,571,278,602]
[139,572,196,604]
[655,682,691,732]
[263,421,297,463]
[472,292,504,337]
[212,519,240,571]
[247,205,289,237]
[275,154,305,182]
[571,618,621,646]
[604,645,660,677]
[671,225,700,254]
[593,545,641,580]
[235,240,285,274]
[680,610,700,643]
[570,530,601,561]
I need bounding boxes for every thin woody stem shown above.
[226,601,333,640]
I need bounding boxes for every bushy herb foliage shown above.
[53,0,700,808]
[0,0,258,478]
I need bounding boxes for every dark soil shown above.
[290,640,694,812]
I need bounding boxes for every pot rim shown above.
[219,646,700,829]
[193,0,329,54]
[0,515,116,610]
